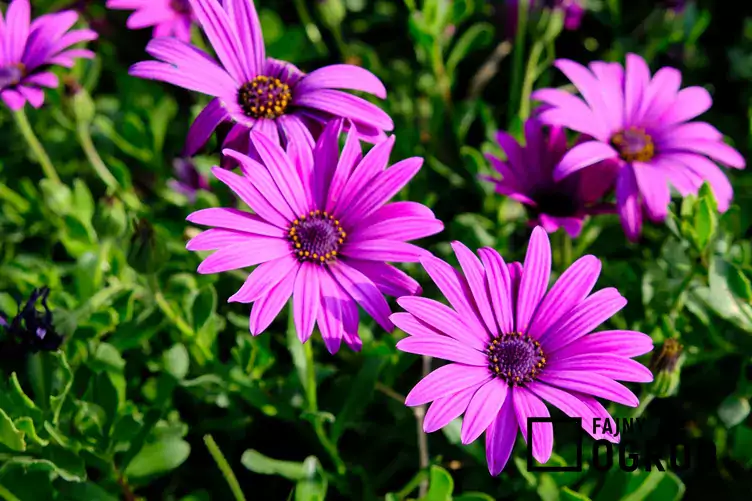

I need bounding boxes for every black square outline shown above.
[526,416,583,472]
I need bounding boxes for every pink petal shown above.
[513,387,553,464]
[539,371,639,407]
[516,227,551,335]
[478,248,514,334]
[293,263,320,343]
[405,364,491,406]
[424,382,485,433]
[461,379,508,444]
[452,241,497,336]
[485,390,518,475]
[228,255,299,303]
[196,236,291,274]
[554,141,619,182]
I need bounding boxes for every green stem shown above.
[0,484,22,501]
[629,393,655,419]
[508,0,529,127]
[667,265,700,318]
[292,0,327,56]
[204,435,246,501]
[519,41,544,120]
[148,275,194,337]
[12,109,61,184]
[27,353,48,411]
[77,123,120,194]
[431,41,453,111]
[302,341,346,475]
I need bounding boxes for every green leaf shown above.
[644,471,685,501]
[49,351,74,425]
[455,493,496,501]
[726,263,752,301]
[0,409,26,452]
[163,343,190,380]
[447,23,494,77]
[0,373,42,422]
[419,466,454,501]
[332,356,383,442]
[240,450,311,481]
[90,343,126,373]
[561,487,592,501]
[72,179,95,222]
[718,395,751,428]
[124,437,191,479]
[53,480,119,501]
[293,457,327,501]
[192,286,217,332]
[41,445,88,482]
[13,417,48,447]
[693,194,717,250]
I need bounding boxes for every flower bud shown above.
[647,339,684,398]
[127,219,168,275]
[63,76,95,124]
[93,196,128,239]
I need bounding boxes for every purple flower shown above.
[185,120,443,353]
[168,157,210,201]
[0,0,97,110]
[130,0,393,157]
[483,119,617,237]
[0,287,63,353]
[502,0,585,39]
[532,54,746,241]
[394,227,654,474]
[106,0,195,42]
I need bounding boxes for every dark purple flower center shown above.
[487,332,546,386]
[288,210,346,264]
[238,75,292,119]
[533,190,581,218]
[611,127,655,163]
[170,0,191,15]
[0,64,24,90]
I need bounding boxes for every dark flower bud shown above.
[93,196,128,239]
[0,287,63,354]
[647,339,684,398]
[127,219,169,275]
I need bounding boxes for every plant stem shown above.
[0,484,22,501]
[292,0,327,56]
[629,393,655,419]
[416,355,431,498]
[77,123,120,194]
[302,341,346,475]
[667,265,700,318]
[148,275,194,337]
[12,109,61,184]
[519,41,544,120]
[508,0,529,126]
[204,435,246,501]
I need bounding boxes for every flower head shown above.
[483,119,617,237]
[532,54,746,241]
[0,0,98,110]
[394,227,654,474]
[106,0,195,42]
[186,121,443,353]
[129,0,393,157]
[0,287,63,353]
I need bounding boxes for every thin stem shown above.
[148,275,194,337]
[12,109,61,184]
[27,353,48,411]
[292,0,327,56]
[468,41,513,100]
[416,355,431,498]
[204,435,247,501]
[302,342,346,475]
[629,393,655,419]
[519,41,544,120]
[0,484,22,501]
[667,265,700,318]
[431,41,453,111]
[508,0,529,127]
[77,123,120,194]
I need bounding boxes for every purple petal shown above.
[196,236,291,274]
[632,161,670,222]
[225,0,264,78]
[538,371,639,407]
[346,260,421,297]
[249,265,298,335]
[513,387,553,464]
[329,260,393,332]
[669,153,734,212]
[333,135,395,219]
[228,255,299,303]
[452,241,497,336]
[348,216,443,243]
[554,141,619,182]
[397,296,489,351]
[405,364,491,406]
[461,379,508,444]
[184,98,229,156]
[547,354,654,383]
[187,0,249,81]
[528,255,601,339]
[186,228,254,251]
[293,263,320,343]
[424,382,485,433]
[478,248,514,334]
[317,269,345,354]
[485,390,518,475]
[341,240,429,263]
[210,165,290,228]
[553,59,614,135]
[549,330,654,359]
[531,89,606,140]
[396,335,488,366]
[638,67,682,124]
[293,89,394,131]
[347,157,424,223]
[658,86,712,125]
[516,227,551,335]
[324,125,363,213]
[659,137,745,169]
[312,119,345,209]
[6,0,31,63]
[295,64,387,99]
[129,60,232,97]
[250,130,309,216]
[624,53,650,125]
[187,207,286,237]
[539,287,627,351]
[391,312,444,337]
[615,166,642,242]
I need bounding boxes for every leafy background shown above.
[1,0,752,499]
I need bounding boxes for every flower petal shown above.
[329,260,393,332]
[396,335,488,366]
[397,296,488,351]
[516,227,551,335]
[295,64,387,99]
[249,265,298,335]
[485,389,518,475]
[549,330,654,359]
[228,255,299,303]
[478,248,514,334]
[513,387,553,464]
[553,141,618,182]
[539,371,639,407]
[452,241,497,336]
[196,236,291,274]
[405,363,491,406]
[461,379,508,444]
[547,354,654,382]
[424,382,485,433]
[293,263,320,343]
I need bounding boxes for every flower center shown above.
[0,64,24,89]
[610,127,655,163]
[238,75,292,119]
[170,0,191,15]
[487,332,546,386]
[288,210,346,264]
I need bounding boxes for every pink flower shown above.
[106,0,194,42]
[532,54,746,241]
[394,227,653,474]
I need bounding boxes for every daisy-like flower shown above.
[0,0,97,110]
[483,119,616,237]
[130,0,392,157]
[185,120,443,353]
[531,54,746,241]
[106,0,195,42]
[394,227,654,474]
